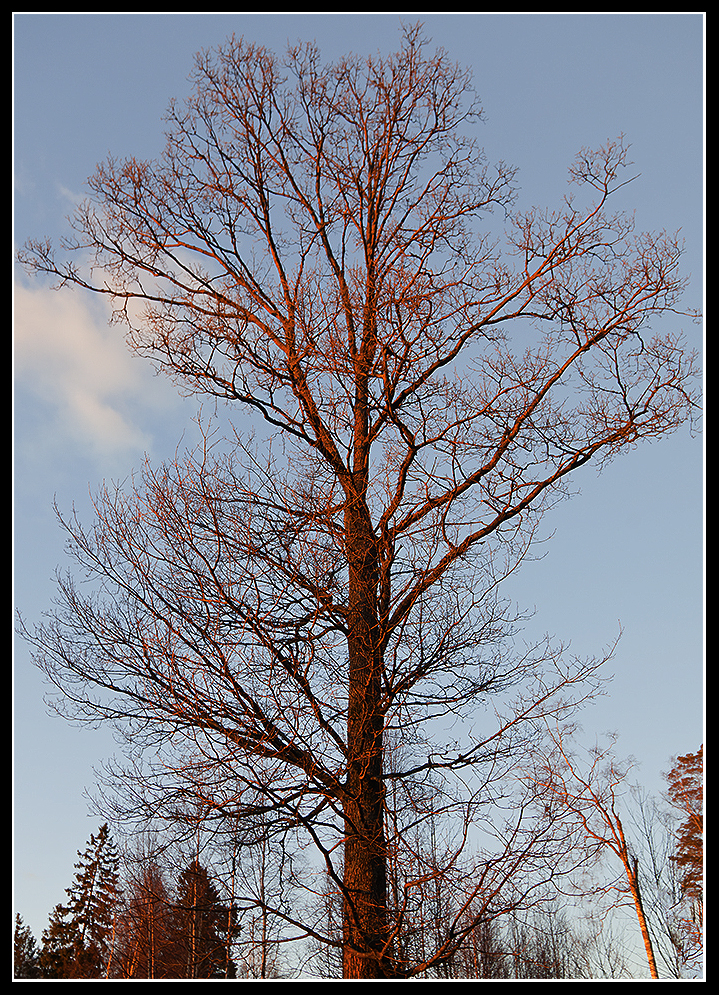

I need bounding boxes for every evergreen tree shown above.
[39,823,122,978]
[170,860,238,978]
[111,855,238,978]
[14,913,41,978]
[39,901,82,978]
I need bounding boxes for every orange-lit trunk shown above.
[627,856,659,979]
[341,499,393,978]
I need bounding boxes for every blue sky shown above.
[13,13,704,948]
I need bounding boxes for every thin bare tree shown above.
[19,24,699,978]
[624,786,697,977]
[528,726,664,978]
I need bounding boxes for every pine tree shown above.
[39,823,122,978]
[14,913,41,978]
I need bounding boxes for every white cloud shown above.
[14,279,177,463]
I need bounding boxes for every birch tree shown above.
[529,727,662,978]
[19,24,699,978]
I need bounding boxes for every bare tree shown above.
[113,859,176,979]
[18,24,699,978]
[625,786,698,978]
[224,817,296,979]
[529,726,665,978]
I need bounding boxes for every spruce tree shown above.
[39,823,122,978]
[171,860,238,978]
[14,913,41,978]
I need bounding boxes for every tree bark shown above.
[342,498,393,977]
[627,856,659,980]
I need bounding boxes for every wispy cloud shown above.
[14,279,178,465]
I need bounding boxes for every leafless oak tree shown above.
[18,25,699,978]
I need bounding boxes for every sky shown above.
[13,12,704,953]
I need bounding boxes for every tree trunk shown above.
[627,857,659,979]
[342,501,393,978]
[342,765,391,977]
